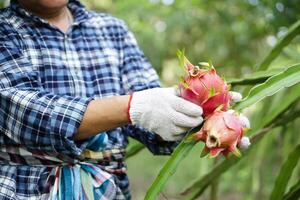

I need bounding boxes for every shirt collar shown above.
[10,0,91,26]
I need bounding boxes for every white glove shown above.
[229,91,243,103]
[227,107,251,150]
[239,136,251,150]
[129,87,203,141]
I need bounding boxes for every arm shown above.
[76,95,130,140]
[0,29,201,158]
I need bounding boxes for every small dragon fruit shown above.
[193,110,250,158]
[177,50,230,117]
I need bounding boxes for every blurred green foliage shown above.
[81,0,300,86]
[1,0,299,199]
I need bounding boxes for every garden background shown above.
[1,0,299,199]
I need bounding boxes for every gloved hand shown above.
[128,87,203,141]
[229,91,243,103]
[228,91,252,149]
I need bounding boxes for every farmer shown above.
[0,0,242,199]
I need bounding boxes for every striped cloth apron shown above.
[0,133,127,200]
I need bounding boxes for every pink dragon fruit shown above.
[177,50,230,117]
[193,110,249,158]
[177,51,250,158]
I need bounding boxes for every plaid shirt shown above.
[0,1,177,199]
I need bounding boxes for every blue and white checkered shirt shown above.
[0,1,177,199]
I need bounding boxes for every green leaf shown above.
[256,20,300,70]
[144,127,199,200]
[282,179,300,200]
[235,64,300,111]
[269,144,300,200]
[125,142,145,159]
[227,68,284,86]
[260,84,300,128]
[180,84,300,199]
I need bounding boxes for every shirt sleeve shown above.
[119,22,179,155]
[0,37,93,157]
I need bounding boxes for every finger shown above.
[172,134,185,141]
[161,133,185,141]
[163,87,179,96]
[239,136,251,150]
[171,96,203,117]
[171,125,189,136]
[174,86,180,96]
[170,132,186,141]
[239,113,250,129]
[229,91,242,103]
[172,111,203,128]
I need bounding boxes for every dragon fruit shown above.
[177,51,250,157]
[193,110,250,158]
[177,50,230,117]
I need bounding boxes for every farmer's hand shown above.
[129,87,203,141]
[229,91,243,104]
[238,111,251,149]
[227,90,252,150]
[228,91,251,129]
